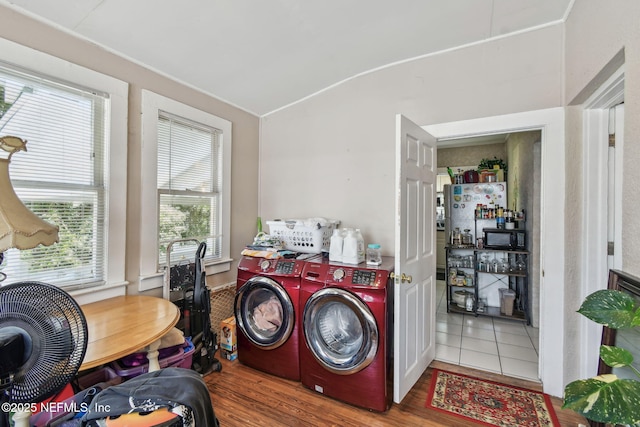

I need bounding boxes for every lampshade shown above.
[0,138,59,252]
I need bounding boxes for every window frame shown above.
[139,90,232,292]
[0,37,129,303]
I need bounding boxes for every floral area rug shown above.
[426,369,560,427]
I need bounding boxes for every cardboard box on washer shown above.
[220,316,237,352]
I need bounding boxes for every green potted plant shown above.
[477,157,507,172]
[562,289,640,426]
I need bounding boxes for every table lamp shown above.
[0,135,59,283]
[0,135,60,427]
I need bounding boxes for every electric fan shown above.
[0,281,88,427]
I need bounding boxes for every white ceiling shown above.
[4,0,573,116]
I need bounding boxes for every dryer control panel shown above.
[238,256,306,276]
[275,260,296,274]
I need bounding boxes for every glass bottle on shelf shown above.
[490,257,499,273]
[465,255,474,268]
[465,293,474,311]
[477,255,485,271]
[464,274,473,287]
[510,256,518,272]
[462,229,473,245]
[451,227,461,245]
[478,253,489,271]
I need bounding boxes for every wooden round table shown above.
[80,295,180,371]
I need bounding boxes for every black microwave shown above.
[483,228,526,250]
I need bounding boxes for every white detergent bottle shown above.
[329,228,344,262]
[342,229,360,265]
[355,229,365,264]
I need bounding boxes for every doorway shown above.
[424,107,566,397]
[433,130,541,382]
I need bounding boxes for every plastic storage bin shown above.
[118,343,184,368]
[111,338,195,380]
[499,288,516,316]
[77,366,122,390]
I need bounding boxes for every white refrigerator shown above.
[443,182,507,245]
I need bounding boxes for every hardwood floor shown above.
[203,357,588,426]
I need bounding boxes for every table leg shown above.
[13,408,30,427]
[146,339,161,372]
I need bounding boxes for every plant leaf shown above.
[600,345,634,368]
[577,289,637,329]
[563,377,640,424]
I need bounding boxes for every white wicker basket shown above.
[266,218,339,253]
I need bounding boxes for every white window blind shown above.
[157,112,221,265]
[0,63,107,287]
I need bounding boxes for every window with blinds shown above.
[0,64,107,287]
[157,112,222,265]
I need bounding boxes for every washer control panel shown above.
[239,256,306,276]
[275,260,295,274]
[352,269,378,285]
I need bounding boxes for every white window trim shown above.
[0,37,129,304]
[139,91,232,291]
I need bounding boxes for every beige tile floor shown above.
[435,280,540,382]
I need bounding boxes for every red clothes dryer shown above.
[299,257,394,412]
[235,255,307,381]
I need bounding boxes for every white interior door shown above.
[393,114,436,403]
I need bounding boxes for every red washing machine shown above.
[299,256,394,412]
[235,255,310,381]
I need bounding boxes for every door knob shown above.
[390,272,412,283]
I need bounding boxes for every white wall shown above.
[563,0,640,385]
[260,25,563,253]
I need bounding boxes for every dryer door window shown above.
[235,276,295,350]
[303,287,378,375]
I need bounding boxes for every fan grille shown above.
[0,281,88,403]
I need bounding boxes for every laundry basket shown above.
[267,218,339,253]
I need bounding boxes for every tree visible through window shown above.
[157,112,221,265]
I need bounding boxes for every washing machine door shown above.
[303,287,378,375]
[235,276,295,350]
